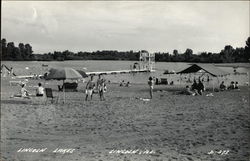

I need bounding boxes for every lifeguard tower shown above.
[139,50,155,72]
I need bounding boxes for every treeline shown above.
[35,50,140,61]
[1,37,249,63]
[155,44,249,63]
[1,39,34,61]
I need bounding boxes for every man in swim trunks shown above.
[97,75,106,101]
[85,76,95,101]
[96,74,102,91]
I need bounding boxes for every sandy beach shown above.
[1,77,249,161]
[2,0,250,160]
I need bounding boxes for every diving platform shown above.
[86,50,156,76]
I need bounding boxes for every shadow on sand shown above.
[1,99,29,104]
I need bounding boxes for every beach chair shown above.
[58,85,63,92]
[160,78,168,85]
[65,82,78,92]
[45,88,58,104]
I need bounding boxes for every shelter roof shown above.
[176,64,229,77]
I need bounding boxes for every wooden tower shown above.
[139,50,155,71]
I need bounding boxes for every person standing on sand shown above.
[98,79,106,101]
[148,77,154,99]
[85,76,95,101]
[97,75,105,101]
[96,74,102,90]
[10,67,13,76]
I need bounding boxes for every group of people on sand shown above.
[13,73,240,101]
[180,79,240,95]
[191,79,205,95]
[119,80,130,87]
[12,74,107,101]
[12,82,45,99]
[85,75,107,101]
[220,81,239,91]
[180,79,205,96]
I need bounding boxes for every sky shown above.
[2,1,249,54]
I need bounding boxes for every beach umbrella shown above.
[45,67,83,103]
[76,70,88,78]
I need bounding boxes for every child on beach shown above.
[85,76,95,101]
[148,77,154,99]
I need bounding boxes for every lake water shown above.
[1,60,249,87]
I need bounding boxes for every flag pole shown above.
[63,80,65,104]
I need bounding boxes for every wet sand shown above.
[1,77,249,161]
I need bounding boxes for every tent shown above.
[176,64,230,91]
[176,64,229,77]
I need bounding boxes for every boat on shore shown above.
[42,64,49,67]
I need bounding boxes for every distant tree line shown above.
[35,50,140,61]
[1,38,34,61]
[1,37,249,63]
[155,43,249,63]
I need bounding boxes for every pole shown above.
[179,74,181,85]
[212,79,214,92]
[63,80,65,104]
